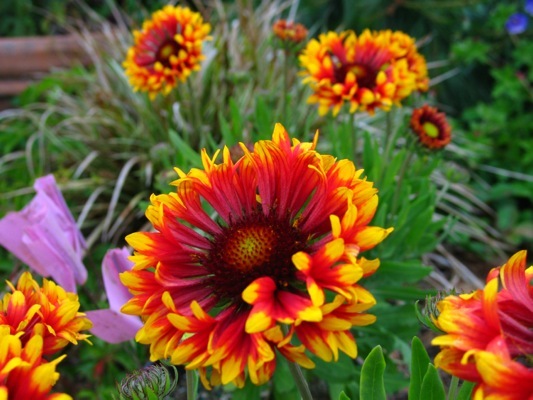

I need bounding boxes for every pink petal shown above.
[85,309,142,343]
[102,248,135,311]
[0,174,87,292]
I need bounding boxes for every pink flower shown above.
[0,174,86,292]
[86,248,142,343]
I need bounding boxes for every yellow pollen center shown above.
[223,226,276,272]
[159,43,175,60]
[350,65,367,79]
[423,122,439,138]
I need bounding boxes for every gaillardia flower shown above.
[273,20,308,44]
[410,105,451,149]
[0,272,92,355]
[299,29,428,116]
[121,124,392,388]
[0,329,72,400]
[123,5,211,99]
[432,250,533,399]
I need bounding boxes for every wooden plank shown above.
[0,34,91,77]
[0,80,33,96]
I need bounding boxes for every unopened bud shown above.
[117,363,178,400]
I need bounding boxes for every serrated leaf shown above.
[409,336,432,400]
[359,345,386,400]
[420,364,446,400]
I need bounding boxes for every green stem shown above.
[351,112,358,164]
[282,47,290,126]
[383,108,397,161]
[286,358,314,400]
[280,325,313,400]
[186,369,198,400]
[447,375,459,400]
[389,138,415,223]
[186,78,203,148]
[378,108,398,186]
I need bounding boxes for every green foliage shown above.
[0,0,169,37]
[451,0,533,252]
[408,337,431,400]
[359,346,386,400]
[419,365,446,400]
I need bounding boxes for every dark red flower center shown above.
[156,39,181,68]
[203,209,308,304]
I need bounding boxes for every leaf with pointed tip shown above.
[420,364,446,400]
[409,336,432,400]
[360,346,386,400]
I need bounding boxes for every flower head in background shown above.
[0,327,72,399]
[0,272,92,355]
[86,248,143,343]
[123,5,212,99]
[526,0,533,16]
[273,19,308,44]
[505,13,529,34]
[410,105,451,149]
[299,29,428,116]
[0,174,87,293]
[432,250,533,399]
[121,124,392,388]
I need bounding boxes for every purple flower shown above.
[0,175,87,292]
[85,248,142,343]
[505,13,529,35]
[526,0,533,16]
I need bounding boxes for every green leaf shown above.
[451,39,490,64]
[312,352,358,383]
[232,380,262,400]
[375,260,432,284]
[359,345,386,400]
[339,391,351,400]
[253,96,274,137]
[229,97,244,140]
[456,380,475,400]
[218,112,237,146]
[372,286,435,301]
[168,129,201,166]
[409,337,432,400]
[420,364,446,400]
[273,357,299,400]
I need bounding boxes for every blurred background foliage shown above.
[0,0,531,398]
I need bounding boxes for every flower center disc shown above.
[204,211,309,304]
[423,122,439,138]
[156,39,180,67]
[223,226,276,272]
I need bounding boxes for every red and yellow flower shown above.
[0,329,71,400]
[299,29,428,116]
[121,123,392,388]
[0,325,72,400]
[0,272,92,355]
[273,20,308,44]
[410,105,451,149]
[432,250,533,399]
[123,5,211,99]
